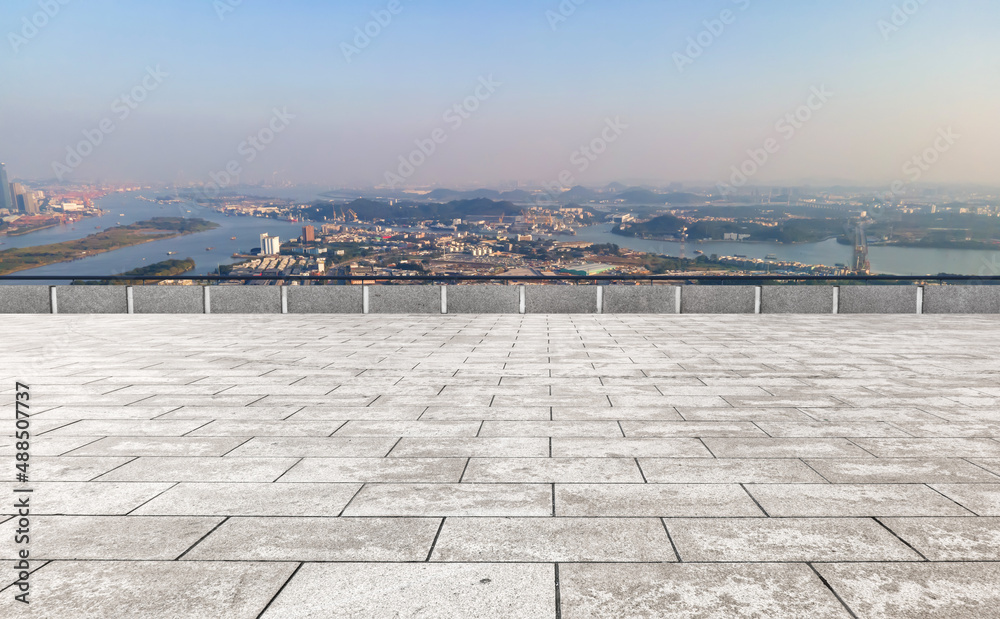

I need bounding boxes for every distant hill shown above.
[614,214,685,238]
[616,189,703,205]
[617,214,846,243]
[663,192,703,205]
[499,189,533,202]
[617,189,665,204]
[303,198,523,223]
[558,186,600,203]
[424,188,503,202]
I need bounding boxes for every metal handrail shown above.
[1,275,999,284]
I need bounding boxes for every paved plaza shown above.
[2,313,1000,617]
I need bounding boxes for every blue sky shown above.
[2,0,998,189]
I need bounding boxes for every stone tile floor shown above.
[1,314,999,617]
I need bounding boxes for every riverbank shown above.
[74,258,197,285]
[0,218,217,276]
[4,223,62,237]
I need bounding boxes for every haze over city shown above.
[2,0,998,190]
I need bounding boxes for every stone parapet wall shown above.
[0,284,988,314]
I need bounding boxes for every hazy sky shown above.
[1,0,998,189]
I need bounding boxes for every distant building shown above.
[260,233,282,255]
[10,183,38,214]
[0,164,14,213]
[302,225,316,242]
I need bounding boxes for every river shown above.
[4,194,1000,282]
[573,224,1000,277]
[2,191,316,283]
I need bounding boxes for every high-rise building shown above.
[9,182,40,214]
[0,164,13,213]
[302,225,316,243]
[23,192,39,215]
[260,233,281,255]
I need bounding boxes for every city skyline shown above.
[1,1,998,190]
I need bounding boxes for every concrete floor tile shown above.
[97,457,298,482]
[462,458,643,483]
[891,423,1000,437]
[804,458,1000,484]
[556,484,764,517]
[620,421,766,437]
[560,563,850,619]
[333,420,481,437]
[880,517,1000,560]
[42,419,211,437]
[420,406,552,420]
[0,435,105,457]
[0,515,222,560]
[755,422,911,437]
[850,438,1000,458]
[971,459,1000,476]
[667,517,920,562]
[702,438,873,458]
[131,482,362,516]
[796,407,948,423]
[746,484,974,517]
[65,436,248,457]
[639,458,827,484]
[677,408,814,421]
[816,563,1000,619]
[432,517,675,562]
[184,516,441,561]
[930,484,1000,516]
[187,420,347,436]
[157,406,303,420]
[478,421,623,438]
[0,482,172,515]
[290,406,427,421]
[225,437,397,457]
[27,456,134,482]
[0,561,296,619]
[260,563,555,619]
[277,457,467,483]
[551,406,684,421]
[551,438,713,458]
[610,395,731,408]
[388,438,549,458]
[342,483,553,516]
